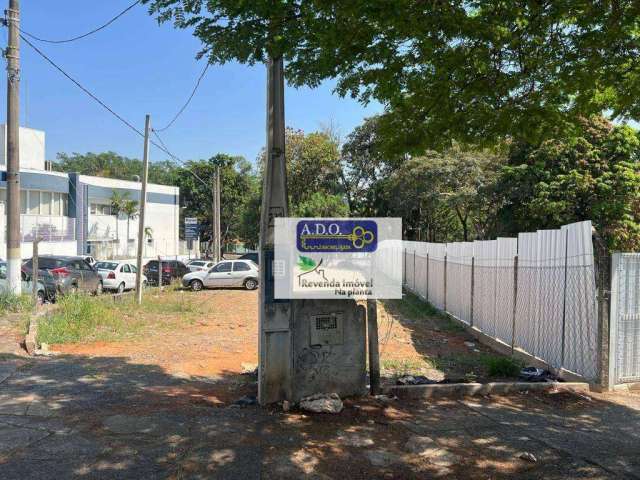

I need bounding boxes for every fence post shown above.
[403,248,406,287]
[470,256,475,327]
[511,255,519,355]
[443,255,448,312]
[426,253,429,302]
[560,230,569,369]
[413,250,416,292]
[593,233,612,390]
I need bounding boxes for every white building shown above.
[0,126,181,260]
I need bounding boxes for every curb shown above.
[383,381,590,400]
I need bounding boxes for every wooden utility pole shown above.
[5,0,21,294]
[216,165,221,259]
[211,171,218,262]
[135,115,151,304]
[210,166,221,262]
[32,237,41,305]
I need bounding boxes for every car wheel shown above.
[95,281,103,296]
[117,282,125,294]
[69,283,78,295]
[142,280,148,289]
[36,291,45,306]
[244,278,258,290]
[190,279,204,292]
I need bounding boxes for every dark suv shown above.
[238,252,259,265]
[143,260,190,286]
[23,255,102,298]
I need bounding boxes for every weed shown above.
[381,358,434,376]
[0,292,33,316]
[38,293,125,344]
[482,355,523,377]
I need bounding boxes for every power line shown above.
[19,0,140,44]
[154,62,210,132]
[20,34,144,138]
[20,33,209,189]
[151,129,210,188]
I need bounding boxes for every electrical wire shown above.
[20,33,211,189]
[151,129,210,188]
[19,0,140,44]
[154,62,210,132]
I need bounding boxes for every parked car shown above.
[182,259,259,291]
[186,260,216,272]
[22,255,103,296]
[143,260,190,286]
[95,261,147,294]
[0,262,47,304]
[238,252,259,265]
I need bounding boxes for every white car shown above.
[95,261,147,294]
[186,260,215,272]
[182,259,258,291]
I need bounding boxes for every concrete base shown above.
[384,381,590,400]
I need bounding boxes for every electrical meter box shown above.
[291,299,366,402]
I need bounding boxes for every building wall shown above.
[0,125,46,171]
[78,174,180,259]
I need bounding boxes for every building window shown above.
[0,189,68,216]
[28,191,39,215]
[40,192,52,215]
[90,203,111,216]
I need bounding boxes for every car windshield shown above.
[24,258,66,270]
[190,261,205,266]
[95,262,118,270]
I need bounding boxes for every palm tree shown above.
[121,199,139,255]
[110,191,126,242]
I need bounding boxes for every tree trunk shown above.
[126,218,130,257]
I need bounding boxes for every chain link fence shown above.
[403,221,602,382]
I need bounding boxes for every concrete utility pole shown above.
[258,56,291,405]
[135,115,151,304]
[5,0,20,294]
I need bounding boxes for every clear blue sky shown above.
[3,0,381,165]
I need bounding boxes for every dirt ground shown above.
[50,289,507,397]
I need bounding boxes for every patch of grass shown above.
[388,292,466,333]
[482,355,523,378]
[38,293,126,344]
[0,292,34,316]
[381,358,434,376]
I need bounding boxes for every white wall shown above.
[0,125,46,171]
[0,240,77,260]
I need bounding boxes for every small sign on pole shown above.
[185,217,199,240]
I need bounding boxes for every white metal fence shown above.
[610,253,640,384]
[403,221,600,381]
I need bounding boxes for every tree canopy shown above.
[143,0,640,152]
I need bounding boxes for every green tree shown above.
[258,127,346,217]
[121,198,139,248]
[492,116,640,250]
[109,191,127,242]
[339,116,395,215]
[143,0,640,152]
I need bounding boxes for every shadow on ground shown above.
[0,352,639,479]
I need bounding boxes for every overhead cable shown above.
[20,0,140,44]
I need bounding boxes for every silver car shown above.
[186,260,215,272]
[182,260,258,291]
